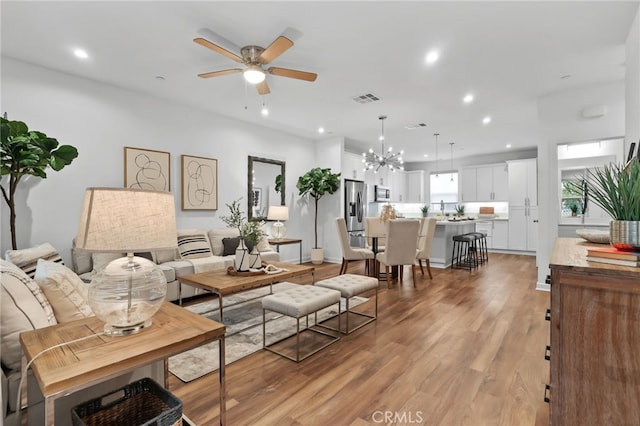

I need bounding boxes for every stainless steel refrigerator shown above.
[344,179,367,247]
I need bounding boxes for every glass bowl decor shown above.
[88,255,167,335]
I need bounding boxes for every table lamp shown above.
[267,205,289,240]
[76,188,177,335]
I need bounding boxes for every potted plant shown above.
[577,160,640,250]
[296,167,341,264]
[222,199,266,270]
[420,205,429,217]
[455,205,465,217]
[0,117,78,249]
[568,201,579,217]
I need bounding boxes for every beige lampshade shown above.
[76,187,177,252]
[267,205,289,221]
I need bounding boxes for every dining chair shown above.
[365,217,386,253]
[416,218,438,279]
[376,219,420,287]
[336,217,375,275]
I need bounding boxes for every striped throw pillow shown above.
[5,242,64,278]
[177,234,213,259]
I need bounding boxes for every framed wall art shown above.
[181,154,218,210]
[124,146,170,192]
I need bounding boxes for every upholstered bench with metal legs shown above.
[262,283,341,362]
[315,274,378,334]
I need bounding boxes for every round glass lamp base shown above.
[271,221,287,240]
[88,256,167,336]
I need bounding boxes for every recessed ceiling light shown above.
[423,153,429,157]
[482,116,491,124]
[73,48,89,59]
[425,50,439,64]
[463,94,474,103]
[318,127,325,134]
[261,103,269,116]
[506,144,512,148]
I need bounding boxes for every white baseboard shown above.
[536,281,550,292]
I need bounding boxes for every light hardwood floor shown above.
[169,253,550,425]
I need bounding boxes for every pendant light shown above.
[434,133,440,177]
[450,142,455,182]
[362,115,404,173]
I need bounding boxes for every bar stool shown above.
[465,231,488,264]
[451,234,479,271]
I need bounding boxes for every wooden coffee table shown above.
[178,261,315,322]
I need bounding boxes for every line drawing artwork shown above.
[182,155,218,210]
[124,147,170,192]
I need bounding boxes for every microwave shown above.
[374,185,391,202]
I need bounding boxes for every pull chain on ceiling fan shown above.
[194,30,318,96]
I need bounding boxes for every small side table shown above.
[268,238,303,264]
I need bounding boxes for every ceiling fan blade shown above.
[194,37,243,63]
[268,67,317,82]
[258,36,293,64]
[197,69,243,78]
[256,80,271,95]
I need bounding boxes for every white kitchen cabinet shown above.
[461,163,508,202]
[493,221,509,249]
[508,158,537,206]
[342,152,365,181]
[389,170,407,202]
[508,205,538,251]
[405,170,425,203]
[461,167,477,202]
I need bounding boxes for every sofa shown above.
[71,228,280,302]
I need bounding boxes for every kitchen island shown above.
[430,220,477,268]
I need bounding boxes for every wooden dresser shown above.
[548,238,640,425]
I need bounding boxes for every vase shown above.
[248,248,262,269]
[235,244,251,272]
[610,220,640,252]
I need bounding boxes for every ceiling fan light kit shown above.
[362,115,404,174]
[194,33,317,95]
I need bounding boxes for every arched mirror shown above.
[248,156,286,220]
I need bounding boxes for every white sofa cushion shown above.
[208,228,240,256]
[5,242,64,278]
[1,260,57,371]
[34,259,93,323]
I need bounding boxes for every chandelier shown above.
[362,115,404,173]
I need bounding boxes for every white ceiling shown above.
[2,1,638,162]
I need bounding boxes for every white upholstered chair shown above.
[376,219,420,287]
[365,217,386,253]
[416,218,438,279]
[336,218,375,275]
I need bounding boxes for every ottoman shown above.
[315,274,378,334]
[262,283,341,362]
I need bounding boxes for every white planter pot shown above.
[248,249,262,269]
[310,248,324,265]
[235,247,250,272]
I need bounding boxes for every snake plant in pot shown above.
[578,160,640,251]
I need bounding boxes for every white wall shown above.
[627,10,640,145]
[1,58,320,264]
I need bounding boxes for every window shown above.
[430,171,458,213]
[560,174,585,217]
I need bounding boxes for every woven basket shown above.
[71,378,182,426]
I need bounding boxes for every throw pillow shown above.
[208,228,240,255]
[91,252,124,274]
[222,237,240,256]
[222,237,254,255]
[1,260,57,371]
[177,232,213,259]
[34,259,93,323]
[5,242,64,278]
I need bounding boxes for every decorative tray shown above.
[226,266,266,276]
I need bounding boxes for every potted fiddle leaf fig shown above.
[576,160,640,250]
[0,117,79,249]
[297,167,341,264]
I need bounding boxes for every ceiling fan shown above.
[194,31,318,95]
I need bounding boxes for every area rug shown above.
[168,282,368,382]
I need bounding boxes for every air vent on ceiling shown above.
[405,123,428,130]
[352,93,381,104]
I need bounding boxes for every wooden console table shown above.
[20,302,226,425]
[268,238,303,264]
[548,238,640,424]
